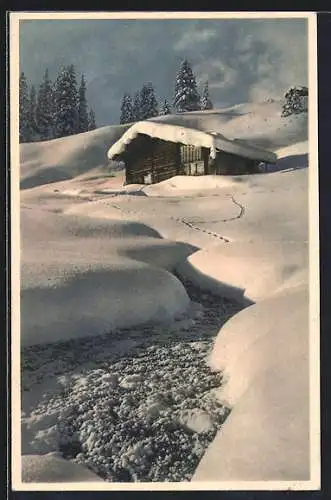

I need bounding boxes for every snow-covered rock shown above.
[178,408,214,434]
[22,452,104,482]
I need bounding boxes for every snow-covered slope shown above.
[151,100,308,150]
[20,124,130,190]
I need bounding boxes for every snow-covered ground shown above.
[18,101,315,485]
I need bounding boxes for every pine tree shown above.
[54,64,79,138]
[36,69,54,141]
[78,74,89,133]
[132,91,141,121]
[139,83,159,120]
[173,59,200,113]
[19,72,31,143]
[160,99,171,115]
[28,85,39,141]
[281,85,308,117]
[200,81,213,110]
[120,93,134,124]
[88,108,97,130]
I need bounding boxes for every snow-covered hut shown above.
[107,121,277,185]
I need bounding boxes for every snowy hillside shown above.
[20,100,307,191]
[20,123,130,190]
[151,99,308,150]
[18,102,315,486]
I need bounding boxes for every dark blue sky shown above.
[19,17,308,126]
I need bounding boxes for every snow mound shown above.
[192,352,309,481]
[20,124,130,190]
[177,240,308,303]
[22,453,104,482]
[142,174,245,197]
[21,208,192,346]
[193,315,309,480]
[193,286,309,481]
[209,285,308,406]
[21,263,190,347]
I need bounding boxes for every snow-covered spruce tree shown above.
[281,85,308,117]
[132,91,141,121]
[78,74,89,133]
[27,85,39,141]
[139,83,159,120]
[19,72,31,142]
[160,99,171,115]
[36,68,54,141]
[120,93,134,124]
[173,59,200,113]
[53,64,79,138]
[200,81,213,110]
[88,108,97,130]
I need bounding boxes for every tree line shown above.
[120,59,213,124]
[19,65,97,143]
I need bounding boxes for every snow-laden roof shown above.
[107,121,277,164]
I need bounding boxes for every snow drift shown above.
[209,285,309,407]
[193,287,309,481]
[21,208,193,346]
[177,240,308,303]
[20,124,130,190]
[22,453,103,483]
[193,347,309,481]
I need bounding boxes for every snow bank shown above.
[177,240,308,303]
[22,453,104,482]
[193,347,309,481]
[209,285,308,406]
[107,120,277,163]
[193,286,309,481]
[142,174,244,197]
[190,245,310,481]
[20,124,129,190]
[21,208,192,346]
[22,262,190,347]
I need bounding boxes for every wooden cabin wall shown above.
[124,136,179,185]
[212,151,261,175]
[122,135,263,185]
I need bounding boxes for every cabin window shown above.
[143,173,152,184]
[180,144,203,164]
[180,145,205,176]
